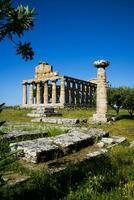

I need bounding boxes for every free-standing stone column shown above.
[93,60,109,123]
[60,78,65,105]
[52,80,57,104]
[36,82,41,105]
[29,82,34,105]
[22,82,27,105]
[44,81,48,105]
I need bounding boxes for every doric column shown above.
[60,78,65,105]
[76,82,80,104]
[67,81,72,105]
[89,86,93,106]
[52,80,57,104]
[44,81,48,105]
[36,82,41,104]
[29,82,34,105]
[72,82,76,104]
[22,82,27,105]
[93,60,110,123]
[81,84,85,104]
[65,81,70,104]
[85,85,89,104]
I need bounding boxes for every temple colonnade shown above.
[22,76,96,108]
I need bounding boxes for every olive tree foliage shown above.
[0,0,35,61]
[123,88,134,117]
[108,86,134,116]
[0,103,5,127]
[107,87,125,115]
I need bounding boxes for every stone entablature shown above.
[22,61,97,108]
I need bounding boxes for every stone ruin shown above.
[22,59,112,123]
[22,61,97,108]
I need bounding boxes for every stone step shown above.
[31,117,87,125]
[1,130,48,141]
[10,128,107,163]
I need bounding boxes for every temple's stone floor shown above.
[9,128,126,164]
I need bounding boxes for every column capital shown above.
[51,79,57,83]
[29,81,34,84]
[22,81,27,85]
[94,60,110,68]
[61,77,66,82]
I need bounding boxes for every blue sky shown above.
[0,0,134,105]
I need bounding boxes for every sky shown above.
[0,0,134,105]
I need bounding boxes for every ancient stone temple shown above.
[22,61,97,108]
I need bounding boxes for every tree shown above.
[123,88,134,117]
[108,87,130,115]
[0,0,35,61]
[108,87,123,115]
[0,103,5,127]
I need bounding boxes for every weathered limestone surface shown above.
[52,80,57,104]
[44,81,48,104]
[93,60,110,123]
[10,130,96,163]
[60,78,65,105]
[29,82,34,105]
[36,82,41,105]
[27,106,62,118]
[1,130,48,141]
[31,117,85,125]
[22,83,27,105]
[86,149,108,159]
[9,127,126,164]
[97,136,126,149]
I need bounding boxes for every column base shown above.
[93,113,109,123]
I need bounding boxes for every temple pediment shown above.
[35,62,59,80]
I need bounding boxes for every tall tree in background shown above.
[0,0,35,61]
[107,87,123,115]
[123,88,134,117]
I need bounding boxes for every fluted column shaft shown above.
[67,81,71,105]
[36,82,41,104]
[97,67,107,114]
[29,83,34,105]
[81,84,85,104]
[71,82,75,104]
[52,80,57,104]
[44,81,48,104]
[22,83,27,105]
[60,78,65,105]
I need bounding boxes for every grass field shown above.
[0,107,134,199]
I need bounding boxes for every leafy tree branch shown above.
[0,0,36,61]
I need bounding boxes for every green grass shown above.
[57,107,95,118]
[0,107,32,122]
[89,119,134,141]
[0,107,134,199]
[63,146,134,200]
